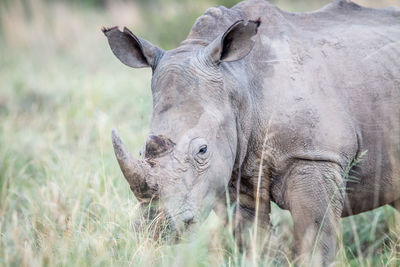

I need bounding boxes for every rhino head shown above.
[103,20,260,233]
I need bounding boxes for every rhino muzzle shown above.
[111,129,158,202]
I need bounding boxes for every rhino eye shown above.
[198,145,207,154]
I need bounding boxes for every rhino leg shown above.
[214,187,270,251]
[284,161,345,266]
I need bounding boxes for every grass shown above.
[0,0,399,266]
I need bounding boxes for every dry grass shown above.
[0,0,399,266]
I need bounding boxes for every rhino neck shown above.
[222,57,272,228]
[220,60,256,172]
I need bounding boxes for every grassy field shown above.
[1,0,399,266]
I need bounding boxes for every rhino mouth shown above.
[135,203,199,243]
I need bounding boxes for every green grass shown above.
[0,0,399,266]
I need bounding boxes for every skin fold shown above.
[103,0,400,265]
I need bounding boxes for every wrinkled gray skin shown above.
[103,0,400,265]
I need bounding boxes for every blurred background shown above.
[0,0,399,266]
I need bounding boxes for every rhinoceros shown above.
[103,0,400,264]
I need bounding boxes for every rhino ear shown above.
[102,26,164,69]
[205,20,260,64]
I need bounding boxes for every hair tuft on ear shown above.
[101,26,113,34]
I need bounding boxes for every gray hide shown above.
[103,0,400,265]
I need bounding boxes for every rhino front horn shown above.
[111,129,157,202]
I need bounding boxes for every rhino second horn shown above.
[111,129,157,201]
